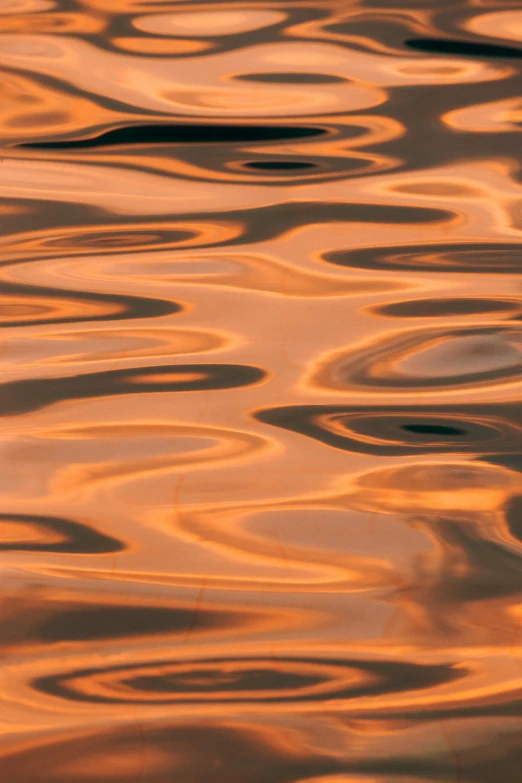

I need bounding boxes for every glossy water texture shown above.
[2,0,522,780]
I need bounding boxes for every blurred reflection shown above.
[0,0,521,781]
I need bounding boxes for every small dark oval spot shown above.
[401,424,466,436]
[243,160,316,171]
[235,72,346,84]
[405,38,522,58]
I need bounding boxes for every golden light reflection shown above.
[0,0,521,780]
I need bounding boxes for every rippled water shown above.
[1,0,522,780]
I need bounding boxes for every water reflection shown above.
[0,0,521,780]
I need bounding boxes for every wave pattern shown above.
[1,0,522,780]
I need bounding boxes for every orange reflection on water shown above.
[0,0,522,781]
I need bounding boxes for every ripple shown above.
[12,328,226,368]
[164,499,397,593]
[466,11,522,45]
[215,202,452,245]
[0,68,114,144]
[254,403,522,456]
[312,325,522,393]
[0,723,345,783]
[109,37,212,56]
[132,10,287,37]
[1,219,240,260]
[0,198,452,245]
[34,655,460,705]
[370,298,521,319]
[1,2,521,779]
[346,463,522,644]
[349,461,520,515]
[0,281,180,327]
[44,421,268,494]
[0,0,55,13]
[322,242,522,274]
[0,363,266,416]
[0,592,264,652]
[0,9,104,34]
[0,512,123,553]
[53,247,404,300]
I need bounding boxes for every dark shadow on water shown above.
[18,124,327,149]
[401,423,466,436]
[242,161,316,170]
[0,364,267,416]
[406,38,522,58]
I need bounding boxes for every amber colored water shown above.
[2,0,522,780]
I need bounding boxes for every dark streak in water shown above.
[0,595,261,652]
[17,124,327,149]
[0,513,123,553]
[371,298,520,318]
[205,202,453,247]
[0,364,266,416]
[401,424,466,436]
[235,73,347,84]
[243,161,316,170]
[35,604,239,643]
[0,282,180,327]
[323,242,522,274]
[405,38,522,58]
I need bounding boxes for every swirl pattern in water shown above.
[1,0,522,780]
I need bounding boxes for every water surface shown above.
[1,0,522,780]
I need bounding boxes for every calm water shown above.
[1,0,522,780]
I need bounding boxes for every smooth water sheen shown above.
[0,0,522,780]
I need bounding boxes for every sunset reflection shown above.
[0,0,521,781]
